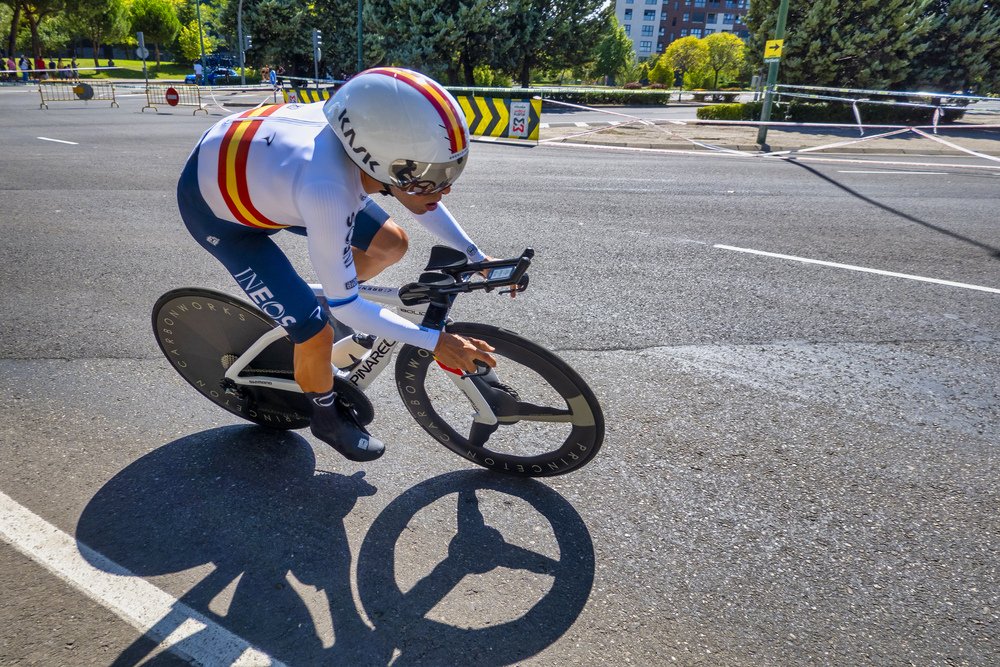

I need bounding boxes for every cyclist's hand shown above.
[480,255,517,298]
[434,333,496,373]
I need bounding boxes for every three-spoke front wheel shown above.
[395,323,604,477]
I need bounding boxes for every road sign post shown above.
[136,32,149,86]
[756,0,791,146]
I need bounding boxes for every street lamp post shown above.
[196,0,206,76]
[756,0,791,146]
[238,0,244,86]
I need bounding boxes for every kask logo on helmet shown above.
[336,109,380,174]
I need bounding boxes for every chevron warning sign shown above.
[456,96,542,141]
[282,88,333,103]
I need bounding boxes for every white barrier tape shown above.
[762,127,914,157]
[538,138,1000,171]
[539,119,643,143]
[911,127,1000,163]
[777,83,996,103]
[776,90,966,110]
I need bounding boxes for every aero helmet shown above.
[324,68,470,194]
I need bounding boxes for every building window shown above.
[659,26,665,35]
[708,0,719,6]
[707,12,716,23]
[694,0,705,6]
[680,28,688,36]
[725,0,736,6]
[683,12,689,20]
[691,28,702,37]
[642,24,654,35]
[704,28,714,35]
[692,12,705,22]
[624,8,632,19]
[639,40,652,52]
[646,0,657,4]
[723,13,736,23]
[643,9,656,20]
[623,23,631,34]
[672,17,677,25]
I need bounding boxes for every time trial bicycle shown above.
[152,246,604,477]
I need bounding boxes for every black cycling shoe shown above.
[306,390,385,462]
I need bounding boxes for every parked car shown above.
[185,68,240,85]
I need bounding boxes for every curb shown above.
[546,138,1000,157]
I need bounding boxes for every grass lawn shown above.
[77,59,257,82]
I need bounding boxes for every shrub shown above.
[447,87,671,106]
[697,101,965,124]
[623,82,642,89]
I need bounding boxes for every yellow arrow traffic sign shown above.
[765,39,784,58]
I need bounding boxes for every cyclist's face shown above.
[391,185,452,215]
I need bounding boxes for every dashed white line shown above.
[0,490,286,667]
[838,170,950,175]
[37,137,78,145]
[715,244,1000,294]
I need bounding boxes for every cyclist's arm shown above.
[299,183,440,351]
[408,202,486,262]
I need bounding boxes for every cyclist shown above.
[176,68,497,462]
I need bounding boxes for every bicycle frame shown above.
[220,282,502,427]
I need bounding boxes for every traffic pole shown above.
[756,0,791,146]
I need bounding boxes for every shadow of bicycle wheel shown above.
[357,470,595,666]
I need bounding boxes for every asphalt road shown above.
[1,86,999,666]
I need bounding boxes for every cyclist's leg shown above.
[351,198,408,281]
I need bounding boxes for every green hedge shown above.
[697,101,965,124]
[447,86,671,106]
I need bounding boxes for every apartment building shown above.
[614,0,751,60]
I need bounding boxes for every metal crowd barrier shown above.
[39,81,119,109]
[143,84,207,114]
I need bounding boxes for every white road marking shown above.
[838,170,950,175]
[573,122,589,127]
[0,490,287,667]
[715,245,1000,294]
[37,137,78,145]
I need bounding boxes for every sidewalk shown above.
[539,114,1000,156]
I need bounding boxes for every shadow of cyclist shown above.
[76,425,380,665]
[76,428,595,666]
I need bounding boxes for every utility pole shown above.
[237,0,244,86]
[756,0,791,146]
[196,0,206,75]
[312,29,322,86]
[357,0,363,74]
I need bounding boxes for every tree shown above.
[664,35,707,89]
[130,0,181,67]
[65,0,130,66]
[910,0,1000,94]
[177,16,220,61]
[365,0,506,84]
[18,0,64,58]
[648,52,674,85]
[3,0,21,58]
[745,0,936,89]
[703,31,744,88]
[501,0,609,88]
[593,15,635,84]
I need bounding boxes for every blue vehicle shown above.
[185,67,239,85]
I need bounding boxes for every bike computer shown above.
[487,266,515,281]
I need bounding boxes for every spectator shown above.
[71,58,78,78]
[35,57,45,80]
[0,57,6,80]
[107,57,115,68]
[56,58,64,79]
[48,57,55,72]
[5,56,13,81]
[193,61,204,85]
[18,54,29,82]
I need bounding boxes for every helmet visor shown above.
[389,158,466,194]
